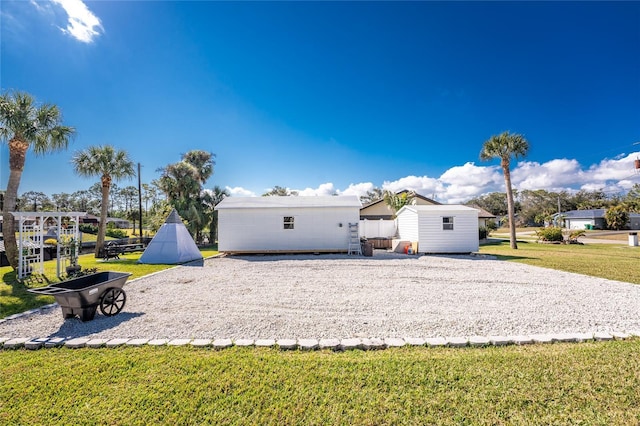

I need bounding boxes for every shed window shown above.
[283,216,294,230]
[442,217,454,230]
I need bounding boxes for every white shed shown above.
[215,196,362,253]
[396,205,479,253]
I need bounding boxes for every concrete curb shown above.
[2,332,639,351]
[2,302,639,351]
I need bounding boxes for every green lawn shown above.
[2,242,640,424]
[480,240,640,284]
[1,341,639,424]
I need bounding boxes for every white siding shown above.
[566,219,593,230]
[396,210,419,241]
[218,207,359,253]
[417,211,478,253]
[396,205,479,253]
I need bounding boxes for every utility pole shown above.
[138,163,143,238]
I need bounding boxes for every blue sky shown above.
[1,0,639,203]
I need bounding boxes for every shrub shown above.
[535,226,564,242]
[479,227,488,240]
[79,224,98,234]
[106,229,127,239]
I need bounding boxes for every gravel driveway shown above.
[2,252,639,340]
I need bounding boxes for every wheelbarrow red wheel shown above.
[99,287,126,316]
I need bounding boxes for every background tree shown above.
[604,205,629,230]
[262,186,298,196]
[480,131,529,249]
[18,191,51,212]
[202,185,230,244]
[0,90,75,269]
[156,150,215,242]
[52,192,73,211]
[465,192,510,217]
[624,184,640,213]
[383,190,415,217]
[72,145,135,257]
[360,187,384,204]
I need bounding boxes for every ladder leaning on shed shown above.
[347,223,362,255]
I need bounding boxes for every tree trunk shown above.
[95,175,111,257]
[503,164,518,249]
[3,138,29,269]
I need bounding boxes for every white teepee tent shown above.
[138,209,203,264]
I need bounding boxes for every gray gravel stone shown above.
[87,338,109,348]
[425,337,447,347]
[340,338,362,350]
[469,336,490,347]
[213,338,233,349]
[488,336,512,346]
[298,339,319,350]
[234,339,254,347]
[447,337,468,348]
[276,339,297,350]
[318,338,341,350]
[44,337,66,348]
[65,337,90,349]
[1,254,639,341]
[4,337,30,349]
[106,338,130,347]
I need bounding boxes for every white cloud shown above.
[226,151,640,205]
[51,0,103,43]
[587,152,640,182]
[297,183,336,196]
[382,175,442,195]
[512,159,585,191]
[337,182,375,197]
[226,186,256,197]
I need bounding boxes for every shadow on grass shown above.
[49,311,145,338]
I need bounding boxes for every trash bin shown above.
[629,232,638,247]
[362,241,373,257]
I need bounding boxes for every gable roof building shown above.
[360,190,441,220]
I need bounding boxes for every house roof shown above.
[397,205,480,215]
[466,205,496,219]
[215,195,362,210]
[361,191,441,210]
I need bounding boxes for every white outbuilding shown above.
[215,196,363,253]
[396,205,479,253]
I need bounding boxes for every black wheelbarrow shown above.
[28,271,132,321]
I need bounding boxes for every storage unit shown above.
[215,196,362,253]
[396,205,479,253]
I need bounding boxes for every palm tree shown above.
[383,190,415,217]
[203,185,230,244]
[480,131,529,249]
[72,145,135,257]
[0,91,75,269]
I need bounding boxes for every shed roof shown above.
[215,195,362,210]
[397,204,480,215]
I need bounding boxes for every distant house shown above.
[360,191,440,220]
[396,205,479,253]
[558,209,640,230]
[467,205,496,228]
[215,196,362,253]
[106,217,131,229]
[80,214,99,225]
